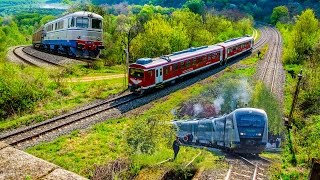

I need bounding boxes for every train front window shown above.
[237,114,265,127]
[92,19,102,29]
[76,17,89,28]
[130,68,144,78]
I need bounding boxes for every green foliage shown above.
[274,8,320,178]
[250,82,282,135]
[0,63,52,119]
[126,116,173,154]
[270,6,289,25]
[282,9,319,64]
[183,0,205,15]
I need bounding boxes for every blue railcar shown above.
[173,108,268,154]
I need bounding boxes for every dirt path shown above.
[63,74,125,82]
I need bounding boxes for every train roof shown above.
[44,11,103,26]
[218,36,253,48]
[132,45,223,69]
[131,36,253,69]
[232,108,267,115]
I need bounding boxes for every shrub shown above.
[0,63,52,119]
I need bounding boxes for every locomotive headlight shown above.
[256,133,262,136]
[240,132,246,135]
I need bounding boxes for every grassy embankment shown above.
[27,41,282,178]
[0,62,126,132]
[268,9,320,179]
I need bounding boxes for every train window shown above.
[71,17,75,27]
[160,69,162,76]
[237,114,265,127]
[193,58,197,65]
[68,18,75,28]
[170,65,172,71]
[164,67,168,75]
[92,19,102,29]
[76,17,89,28]
[186,60,190,67]
[181,61,184,68]
[148,70,152,77]
[174,63,178,71]
[129,68,144,78]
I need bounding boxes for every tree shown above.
[270,6,289,25]
[285,9,319,64]
[183,0,205,15]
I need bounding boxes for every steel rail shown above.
[22,47,64,67]
[12,46,39,67]
[270,28,282,92]
[0,93,137,146]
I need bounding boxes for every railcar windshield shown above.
[236,114,265,127]
[129,68,144,78]
[76,17,89,28]
[92,19,102,29]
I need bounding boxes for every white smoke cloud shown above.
[213,96,224,114]
[193,103,203,117]
[212,78,251,115]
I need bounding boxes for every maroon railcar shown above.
[129,36,254,93]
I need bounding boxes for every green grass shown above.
[0,65,125,132]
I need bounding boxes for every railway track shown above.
[22,47,64,68]
[12,46,38,66]
[259,27,282,93]
[0,92,139,147]
[252,27,269,51]
[12,46,63,68]
[225,154,272,180]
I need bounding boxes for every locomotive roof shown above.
[218,36,253,48]
[44,11,103,26]
[133,45,223,69]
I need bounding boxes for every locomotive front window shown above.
[237,114,265,127]
[130,68,144,78]
[76,17,89,28]
[92,19,102,29]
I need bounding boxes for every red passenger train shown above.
[129,36,254,93]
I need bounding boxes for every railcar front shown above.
[128,58,155,93]
[42,11,104,58]
[232,108,268,154]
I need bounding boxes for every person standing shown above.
[173,136,182,160]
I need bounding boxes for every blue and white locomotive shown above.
[32,11,104,59]
[173,108,268,154]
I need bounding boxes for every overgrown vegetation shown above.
[269,8,320,179]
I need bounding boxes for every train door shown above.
[155,67,163,84]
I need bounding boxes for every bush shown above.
[0,63,52,119]
[126,116,174,155]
